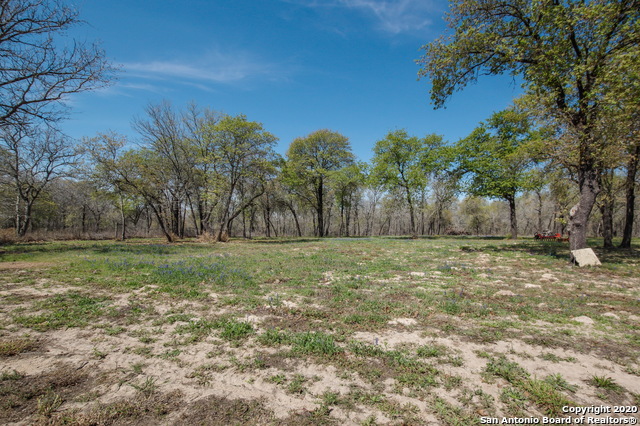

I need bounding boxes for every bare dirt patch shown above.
[1,238,639,424]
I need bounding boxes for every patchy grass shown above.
[0,338,39,356]
[0,236,639,423]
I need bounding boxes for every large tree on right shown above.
[417,0,640,250]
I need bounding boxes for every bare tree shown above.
[0,0,114,128]
[133,102,192,238]
[0,126,77,236]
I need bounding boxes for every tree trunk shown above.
[81,205,87,234]
[506,194,518,239]
[186,193,200,237]
[119,192,126,240]
[171,199,182,238]
[264,200,271,238]
[316,178,324,237]
[17,202,33,237]
[345,198,351,237]
[420,191,425,236]
[569,170,600,251]
[148,203,174,242]
[536,190,543,232]
[325,204,332,236]
[405,188,416,236]
[600,201,614,249]
[15,193,21,237]
[287,203,302,237]
[217,190,234,241]
[620,143,639,248]
[220,187,265,239]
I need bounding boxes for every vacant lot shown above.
[1,237,639,425]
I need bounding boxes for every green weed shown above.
[291,331,342,356]
[14,292,109,331]
[219,319,254,341]
[484,356,529,383]
[589,375,622,391]
[0,338,37,356]
[544,373,578,393]
[130,376,158,397]
[417,343,447,358]
[37,390,62,417]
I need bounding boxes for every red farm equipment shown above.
[534,231,569,242]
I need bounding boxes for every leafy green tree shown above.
[332,162,365,236]
[284,129,354,237]
[460,196,489,235]
[596,54,640,248]
[371,130,429,236]
[201,114,278,241]
[85,132,180,242]
[361,163,385,236]
[422,134,457,235]
[456,108,540,238]
[418,0,640,250]
[180,103,222,236]
[620,139,639,248]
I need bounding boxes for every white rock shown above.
[388,318,417,326]
[572,316,594,325]
[493,290,516,297]
[570,248,602,267]
[524,284,542,289]
[602,312,619,320]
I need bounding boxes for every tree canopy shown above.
[371,129,429,236]
[284,129,354,237]
[418,0,640,249]
[456,108,541,238]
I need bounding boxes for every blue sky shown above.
[64,0,523,161]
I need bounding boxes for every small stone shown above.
[572,316,594,325]
[602,312,619,320]
[570,248,601,267]
[388,318,417,326]
[524,284,542,289]
[409,272,426,277]
[493,290,516,297]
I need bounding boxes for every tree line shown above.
[0,0,638,249]
[1,100,638,247]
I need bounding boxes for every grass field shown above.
[1,237,639,425]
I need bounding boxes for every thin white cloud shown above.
[122,48,285,87]
[125,61,248,83]
[345,0,434,33]
[286,0,436,34]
